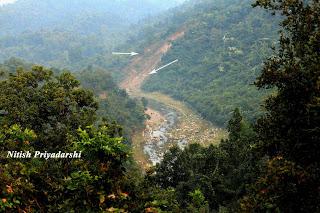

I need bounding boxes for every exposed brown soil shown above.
[120,29,185,93]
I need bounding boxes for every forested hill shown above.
[0,0,184,70]
[127,0,280,126]
[0,58,146,141]
[0,0,183,35]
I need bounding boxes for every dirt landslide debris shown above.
[120,30,227,168]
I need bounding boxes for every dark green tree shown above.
[254,0,320,167]
[0,66,98,150]
[0,66,133,212]
[240,0,320,212]
[227,108,243,141]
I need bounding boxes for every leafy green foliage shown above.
[239,156,314,212]
[0,124,133,212]
[254,0,320,167]
[74,125,128,158]
[187,189,209,213]
[56,125,130,212]
[0,65,98,150]
[0,124,41,212]
[0,66,134,212]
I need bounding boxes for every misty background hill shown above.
[0,0,185,69]
[0,0,184,35]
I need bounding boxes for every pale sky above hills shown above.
[0,0,17,6]
[0,0,185,6]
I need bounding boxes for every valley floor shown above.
[119,30,227,168]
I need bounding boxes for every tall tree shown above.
[0,66,98,150]
[0,66,132,212]
[240,1,320,212]
[254,0,320,166]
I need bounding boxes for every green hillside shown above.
[75,67,147,140]
[138,0,279,126]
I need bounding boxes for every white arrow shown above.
[149,59,179,75]
[112,52,139,56]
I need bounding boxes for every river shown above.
[119,30,227,168]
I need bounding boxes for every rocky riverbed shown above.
[143,109,186,165]
[142,99,225,166]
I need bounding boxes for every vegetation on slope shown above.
[76,67,147,140]
[139,0,279,126]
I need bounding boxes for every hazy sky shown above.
[0,0,186,6]
[0,0,17,6]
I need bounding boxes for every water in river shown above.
[143,110,188,165]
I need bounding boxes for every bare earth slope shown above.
[120,30,227,168]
